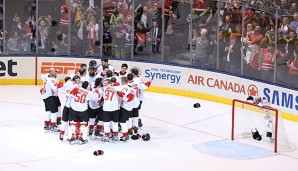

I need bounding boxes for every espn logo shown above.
[41,62,83,74]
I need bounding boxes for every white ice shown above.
[0,86,298,171]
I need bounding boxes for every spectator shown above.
[244,23,254,38]
[124,22,133,46]
[260,44,286,82]
[152,8,162,29]
[86,16,99,48]
[286,48,298,87]
[19,32,34,54]
[37,17,51,53]
[110,8,124,27]
[290,13,298,32]
[224,34,241,74]
[260,28,275,46]
[60,0,72,32]
[249,25,264,43]
[187,9,199,49]
[151,20,161,53]
[278,17,291,36]
[112,21,126,57]
[276,32,287,53]
[221,15,236,38]
[212,31,227,70]
[84,6,97,24]
[231,24,242,41]
[76,14,87,54]
[134,21,149,54]
[243,41,262,79]
[287,30,297,54]
[135,4,152,28]
[192,28,209,68]
[290,2,297,13]
[57,33,68,55]
[102,21,112,57]
[74,0,84,24]
[11,15,23,36]
[7,32,20,54]
[218,2,228,28]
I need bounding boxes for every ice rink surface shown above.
[0,86,298,171]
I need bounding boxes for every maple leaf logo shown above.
[247,85,258,96]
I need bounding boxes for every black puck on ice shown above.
[93,150,104,156]
[193,103,201,108]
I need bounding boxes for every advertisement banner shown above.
[0,57,35,85]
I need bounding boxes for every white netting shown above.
[233,100,296,152]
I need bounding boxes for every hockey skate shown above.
[67,137,76,145]
[57,120,61,126]
[59,134,64,141]
[110,135,118,143]
[94,129,104,139]
[102,136,110,142]
[138,119,143,129]
[44,123,50,132]
[49,125,59,133]
[133,126,138,134]
[79,137,88,145]
[128,129,134,135]
[88,129,93,137]
[120,136,129,142]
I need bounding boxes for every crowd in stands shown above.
[0,0,297,88]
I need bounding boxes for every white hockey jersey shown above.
[115,85,134,111]
[102,86,120,112]
[119,71,128,77]
[129,78,148,108]
[87,74,101,85]
[42,75,59,99]
[96,64,115,74]
[62,80,77,108]
[70,87,99,112]
[88,88,103,109]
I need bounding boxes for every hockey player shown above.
[130,68,151,129]
[67,81,99,144]
[88,78,103,137]
[87,65,100,85]
[113,72,122,83]
[102,79,121,142]
[96,58,115,74]
[119,63,128,77]
[70,63,87,79]
[78,68,88,85]
[41,68,63,132]
[99,66,109,78]
[116,77,134,141]
[59,75,81,140]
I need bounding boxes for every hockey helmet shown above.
[93,150,104,156]
[193,103,201,108]
[89,60,97,67]
[142,133,150,141]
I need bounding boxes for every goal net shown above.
[231,99,296,153]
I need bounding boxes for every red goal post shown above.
[231,99,279,153]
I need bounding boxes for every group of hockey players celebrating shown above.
[40,58,151,144]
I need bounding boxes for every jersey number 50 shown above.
[74,93,87,103]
